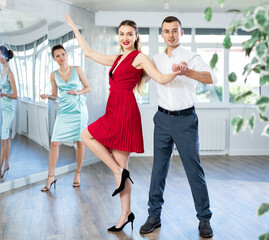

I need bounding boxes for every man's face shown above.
[161,21,184,47]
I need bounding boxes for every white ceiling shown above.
[61,0,262,12]
[0,9,44,34]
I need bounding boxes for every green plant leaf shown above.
[256,42,267,59]
[228,72,237,82]
[218,0,225,4]
[210,53,218,69]
[262,124,269,137]
[243,63,250,75]
[249,114,255,131]
[259,232,269,240]
[257,203,269,216]
[260,75,269,85]
[259,113,269,122]
[223,34,232,49]
[242,36,258,51]
[226,9,241,13]
[251,57,259,64]
[235,90,253,102]
[256,96,269,105]
[258,106,267,112]
[253,66,261,74]
[204,7,213,22]
[244,17,255,31]
[232,117,244,133]
[254,8,267,27]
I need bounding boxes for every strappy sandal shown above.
[73,171,81,187]
[41,175,57,192]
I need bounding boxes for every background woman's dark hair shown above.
[51,44,66,57]
[118,20,145,95]
[161,16,182,28]
[0,45,13,62]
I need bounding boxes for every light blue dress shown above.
[0,69,16,140]
[51,66,88,142]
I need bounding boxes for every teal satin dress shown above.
[51,66,88,142]
[0,69,16,140]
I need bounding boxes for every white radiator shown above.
[198,116,227,151]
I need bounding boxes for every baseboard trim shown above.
[228,150,269,156]
[0,157,99,194]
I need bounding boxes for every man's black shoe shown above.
[199,220,213,238]
[140,216,161,234]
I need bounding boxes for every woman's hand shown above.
[40,94,48,100]
[172,61,188,75]
[67,89,78,95]
[65,13,76,29]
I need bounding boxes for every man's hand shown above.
[172,61,188,75]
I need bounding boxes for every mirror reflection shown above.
[40,25,90,191]
[0,10,82,184]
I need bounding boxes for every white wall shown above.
[5,3,269,157]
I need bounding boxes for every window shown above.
[229,47,259,104]
[9,35,49,102]
[196,48,224,102]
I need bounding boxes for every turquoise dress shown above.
[0,69,16,140]
[51,66,88,142]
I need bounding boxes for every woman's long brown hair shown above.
[118,20,145,95]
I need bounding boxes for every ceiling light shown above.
[0,0,6,10]
[164,1,170,10]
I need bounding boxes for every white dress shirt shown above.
[152,45,217,111]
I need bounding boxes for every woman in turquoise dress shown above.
[40,44,90,191]
[0,46,17,178]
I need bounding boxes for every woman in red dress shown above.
[66,14,183,231]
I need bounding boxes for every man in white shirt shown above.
[140,16,216,238]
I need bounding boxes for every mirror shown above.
[0,9,76,186]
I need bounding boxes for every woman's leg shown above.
[81,129,122,177]
[0,139,6,171]
[4,138,10,169]
[0,138,11,177]
[111,149,132,228]
[73,141,85,185]
[42,141,61,189]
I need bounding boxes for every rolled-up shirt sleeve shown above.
[188,54,218,85]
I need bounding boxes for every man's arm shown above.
[173,54,218,85]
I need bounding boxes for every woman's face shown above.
[118,25,137,51]
[53,49,67,66]
[0,50,6,65]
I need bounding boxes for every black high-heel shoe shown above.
[0,166,9,178]
[112,169,133,197]
[41,175,57,192]
[107,212,135,232]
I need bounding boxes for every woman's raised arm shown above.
[65,13,118,66]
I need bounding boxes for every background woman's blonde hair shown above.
[118,20,145,95]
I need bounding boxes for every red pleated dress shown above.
[87,50,144,153]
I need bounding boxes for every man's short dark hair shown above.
[161,16,182,29]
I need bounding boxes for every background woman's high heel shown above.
[0,165,9,178]
[73,170,81,187]
[112,169,133,196]
[41,175,57,192]
[107,212,135,232]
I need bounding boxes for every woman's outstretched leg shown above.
[111,149,132,228]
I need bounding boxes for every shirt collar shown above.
[163,44,182,57]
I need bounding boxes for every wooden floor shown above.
[0,155,268,240]
[0,135,76,181]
